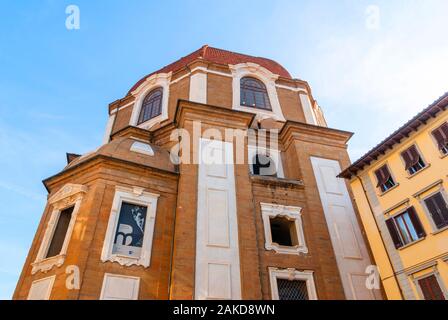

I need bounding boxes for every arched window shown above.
[252,153,277,177]
[240,77,272,110]
[138,88,163,124]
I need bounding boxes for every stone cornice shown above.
[43,154,179,192]
[174,99,256,130]
[250,175,304,189]
[280,120,353,149]
[110,125,152,142]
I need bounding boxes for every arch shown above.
[240,77,272,110]
[138,88,163,125]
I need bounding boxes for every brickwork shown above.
[14,48,364,300]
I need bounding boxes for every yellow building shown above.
[340,92,448,300]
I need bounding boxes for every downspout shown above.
[355,175,405,300]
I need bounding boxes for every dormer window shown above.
[240,77,272,110]
[138,88,163,125]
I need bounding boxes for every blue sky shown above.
[0,0,447,299]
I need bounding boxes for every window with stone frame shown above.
[138,88,163,124]
[418,274,446,300]
[45,206,74,259]
[240,77,272,110]
[385,207,426,249]
[261,203,307,255]
[32,184,87,274]
[400,145,426,175]
[423,192,448,230]
[276,279,309,300]
[269,268,317,300]
[374,165,396,193]
[101,186,159,268]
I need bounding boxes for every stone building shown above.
[14,46,380,300]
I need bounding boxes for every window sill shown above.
[101,253,148,268]
[250,174,304,189]
[379,183,400,197]
[234,105,285,122]
[265,242,308,255]
[136,114,168,131]
[406,164,431,179]
[431,225,448,236]
[31,254,66,274]
[397,237,425,251]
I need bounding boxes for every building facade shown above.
[14,46,380,300]
[340,93,448,300]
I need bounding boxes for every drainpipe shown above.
[355,175,405,300]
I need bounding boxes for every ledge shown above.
[379,183,400,197]
[250,175,304,189]
[431,225,448,236]
[31,254,66,274]
[266,243,308,255]
[406,164,431,179]
[397,237,425,251]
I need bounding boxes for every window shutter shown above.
[432,123,448,149]
[425,197,444,228]
[386,219,403,249]
[374,169,384,188]
[407,207,426,238]
[375,165,391,188]
[402,146,420,170]
[426,193,448,229]
[408,146,421,167]
[441,123,448,139]
[433,193,448,225]
[418,275,445,300]
[401,149,413,170]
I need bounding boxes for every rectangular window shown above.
[374,165,396,193]
[431,122,448,155]
[277,279,309,300]
[418,275,446,300]
[269,268,317,300]
[261,203,307,255]
[45,206,74,258]
[112,202,148,259]
[101,187,159,268]
[248,146,285,178]
[424,192,448,230]
[401,145,426,175]
[386,207,426,248]
[269,217,298,247]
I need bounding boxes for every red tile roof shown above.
[128,45,291,94]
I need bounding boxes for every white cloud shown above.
[297,1,448,158]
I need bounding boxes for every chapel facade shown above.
[13,46,381,300]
